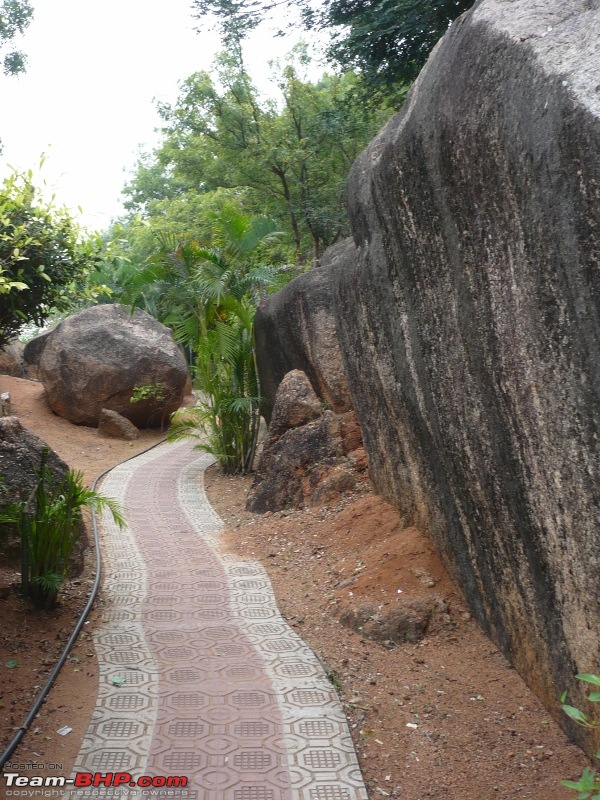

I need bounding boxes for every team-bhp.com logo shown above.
[3,771,188,793]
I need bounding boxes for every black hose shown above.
[0,438,167,770]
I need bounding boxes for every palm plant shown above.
[0,451,125,609]
[167,205,284,475]
[170,294,261,474]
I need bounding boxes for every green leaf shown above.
[109,675,125,686]
[588,693,600,703]
[577,675,600,687]
[5,660,18,668]
[562,705,589,725]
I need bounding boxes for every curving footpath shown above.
[64,439,367,800]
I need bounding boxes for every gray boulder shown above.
[39,305,189,428]
[333,0,600,753]
[268,369,324,436]
[0,416,69,505]
[23,329,54,379]
[98,409,140,441]
[0,339,24,377]
[247,412,356,513]
[254,240,354,422]
[247,371,356,513]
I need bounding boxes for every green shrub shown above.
[168,302,260,475]
[0,166,108,346]
[129,382,168,404]
[0,451,125,609]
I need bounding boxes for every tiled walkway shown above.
[66,440,367,800]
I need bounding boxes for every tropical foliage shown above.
[165,205,283,474]
[0,451,125,609]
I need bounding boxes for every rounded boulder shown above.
[39,305,189,427]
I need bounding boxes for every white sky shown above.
[0,0,322,231]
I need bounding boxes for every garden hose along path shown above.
[65,439,367,800]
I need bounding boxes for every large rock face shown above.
[254,241,354,422]
[332,0,600,752]
[39,305,189,427]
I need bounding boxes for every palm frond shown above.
[238,216,283,256]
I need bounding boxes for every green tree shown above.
[0,168,101,345]
[191,0,473,99]
[135,50,387,261]
[0,0,33,76]
[324,0,474,94]
[121,149,192,214]
[93,189,289,323]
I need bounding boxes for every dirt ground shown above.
[0,374,590,798]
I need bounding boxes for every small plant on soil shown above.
[561,674,600,798]
[0,450,125,609]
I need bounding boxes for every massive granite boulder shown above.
[254,240,354,422]
[332,0,600,753]
[39,305,189,428]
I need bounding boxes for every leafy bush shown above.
[129,382,168,404]
[561,674,600,799]
[0,167,102,345]
[0,451,125,609]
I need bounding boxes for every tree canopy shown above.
[0,0,33,76]
[121,50,390,262]
[191,0,473,98]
